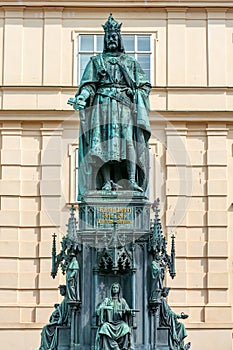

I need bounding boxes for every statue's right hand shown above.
[75,95,87,110]
[67,96,86,110]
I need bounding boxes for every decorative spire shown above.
[51,233,57,278]
[150,198,163,252]
[50,205,81,279]
[169,234,176,279]
[149,198,176,281]
[152,197,160,212]
[102,13,122,33]
[66,204,78,242]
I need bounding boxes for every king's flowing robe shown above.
[76,52,151,199]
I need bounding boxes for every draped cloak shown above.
[160,298,187,350]
[39,297,69,350]
[96,296,133,350]
[66,257,80,301]
[76,52,151,200]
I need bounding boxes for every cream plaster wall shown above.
[2,7,233,111]
[0,2,232,350]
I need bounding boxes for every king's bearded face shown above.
[106,31,119,52]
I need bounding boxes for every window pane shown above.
[123,35,135,51]
[137,54,150,70]
[97,35,104,51]
[79,54,91,80]
[80,54,90,70]
[79,35,94,52]
[138,36,150,52]
[143,70,150,81]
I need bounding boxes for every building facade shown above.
[0,1,232,349]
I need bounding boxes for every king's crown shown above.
[102,13,122,33]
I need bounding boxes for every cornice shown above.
[1,6,233,20]
[0,110,233,123]
[0,1,233,9]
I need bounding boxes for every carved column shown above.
[68,301,82,350]
[149,301,161,350]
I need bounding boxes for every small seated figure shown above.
[96,282,134,350]
[160,287,190,350]
[39,285,69,350]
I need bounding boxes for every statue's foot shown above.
[129,180,143,192]
[102,181,111,191]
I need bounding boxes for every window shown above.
[77,34,152,83]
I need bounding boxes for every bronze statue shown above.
[160,287,190,350]
[39,285,69,350]
[68,14,151,199]
[95,282,134,350]
[66,255,80,301]
[149,258,165,302]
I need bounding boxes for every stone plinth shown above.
[78,191,151,232]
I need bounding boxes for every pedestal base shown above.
[57,327,71,350]
[79,191,151,232]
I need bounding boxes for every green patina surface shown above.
[68,14,151,200]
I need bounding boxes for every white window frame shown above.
[72,28,158,86]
